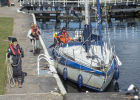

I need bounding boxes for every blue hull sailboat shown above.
[52,0,122,91]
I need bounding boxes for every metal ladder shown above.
[37,54,53,75]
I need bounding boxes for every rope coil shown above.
[6,53,16,88]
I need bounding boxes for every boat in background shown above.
[52,0,122,91]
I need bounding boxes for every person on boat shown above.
[55,27,72,43]
[7,38,24,88]
[27,23,40,54]
[49,27,72,48]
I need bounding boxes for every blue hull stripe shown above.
[54,48,116,76]
[60,41,103,48]
[65,58,105,75]
[58,55,116,76]
[107,59,116,75]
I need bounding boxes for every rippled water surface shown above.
[37,17,140,92]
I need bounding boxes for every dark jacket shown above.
[7,44,24,58]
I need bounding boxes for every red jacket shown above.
[55,32,71,43]
[32,27,39,37]
[9,44,20,55]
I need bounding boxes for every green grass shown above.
[0,17,13,94]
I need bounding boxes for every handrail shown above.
[39,34,67,95]
[20,0,136,3]
[37,54,50,75]
[20,0,138,6]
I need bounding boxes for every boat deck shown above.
[59,44,112,70]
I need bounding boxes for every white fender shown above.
[128,84,135,91]
[116,55,122,66]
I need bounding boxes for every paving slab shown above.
[0,93,62,100]
[0,2,63,100]
[1,2,139,100]
[64,92,138,100]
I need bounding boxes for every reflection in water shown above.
[38,17,140,92]
[114,82,119,92]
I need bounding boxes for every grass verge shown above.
[0,17,13,94]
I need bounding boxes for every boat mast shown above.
[96,0,104,60]
[96,0,102,42]
[85,0,89,25]
[83,0,91,53]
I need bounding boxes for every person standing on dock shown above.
[7,38,24,88]
[27,24,40,54]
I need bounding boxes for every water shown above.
[109,18,140,91]
[37,17,140,92]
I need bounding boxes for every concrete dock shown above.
[0,3,63,100]
[0,1,140,100]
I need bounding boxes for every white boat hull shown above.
[55,61,115,91]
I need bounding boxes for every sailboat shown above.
[52,0,122,91]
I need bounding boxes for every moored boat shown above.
[52,0,122,91]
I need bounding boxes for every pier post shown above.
[39,0,40,6]
[42,0,43,5]
[114,0,117,5]
[53,0,54,7]
[20,0,21,6]
[31,0,33,6]
[64,0,66,7]
[109,0,111,3]
[78,0,79,7]
[126,0,129,5]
